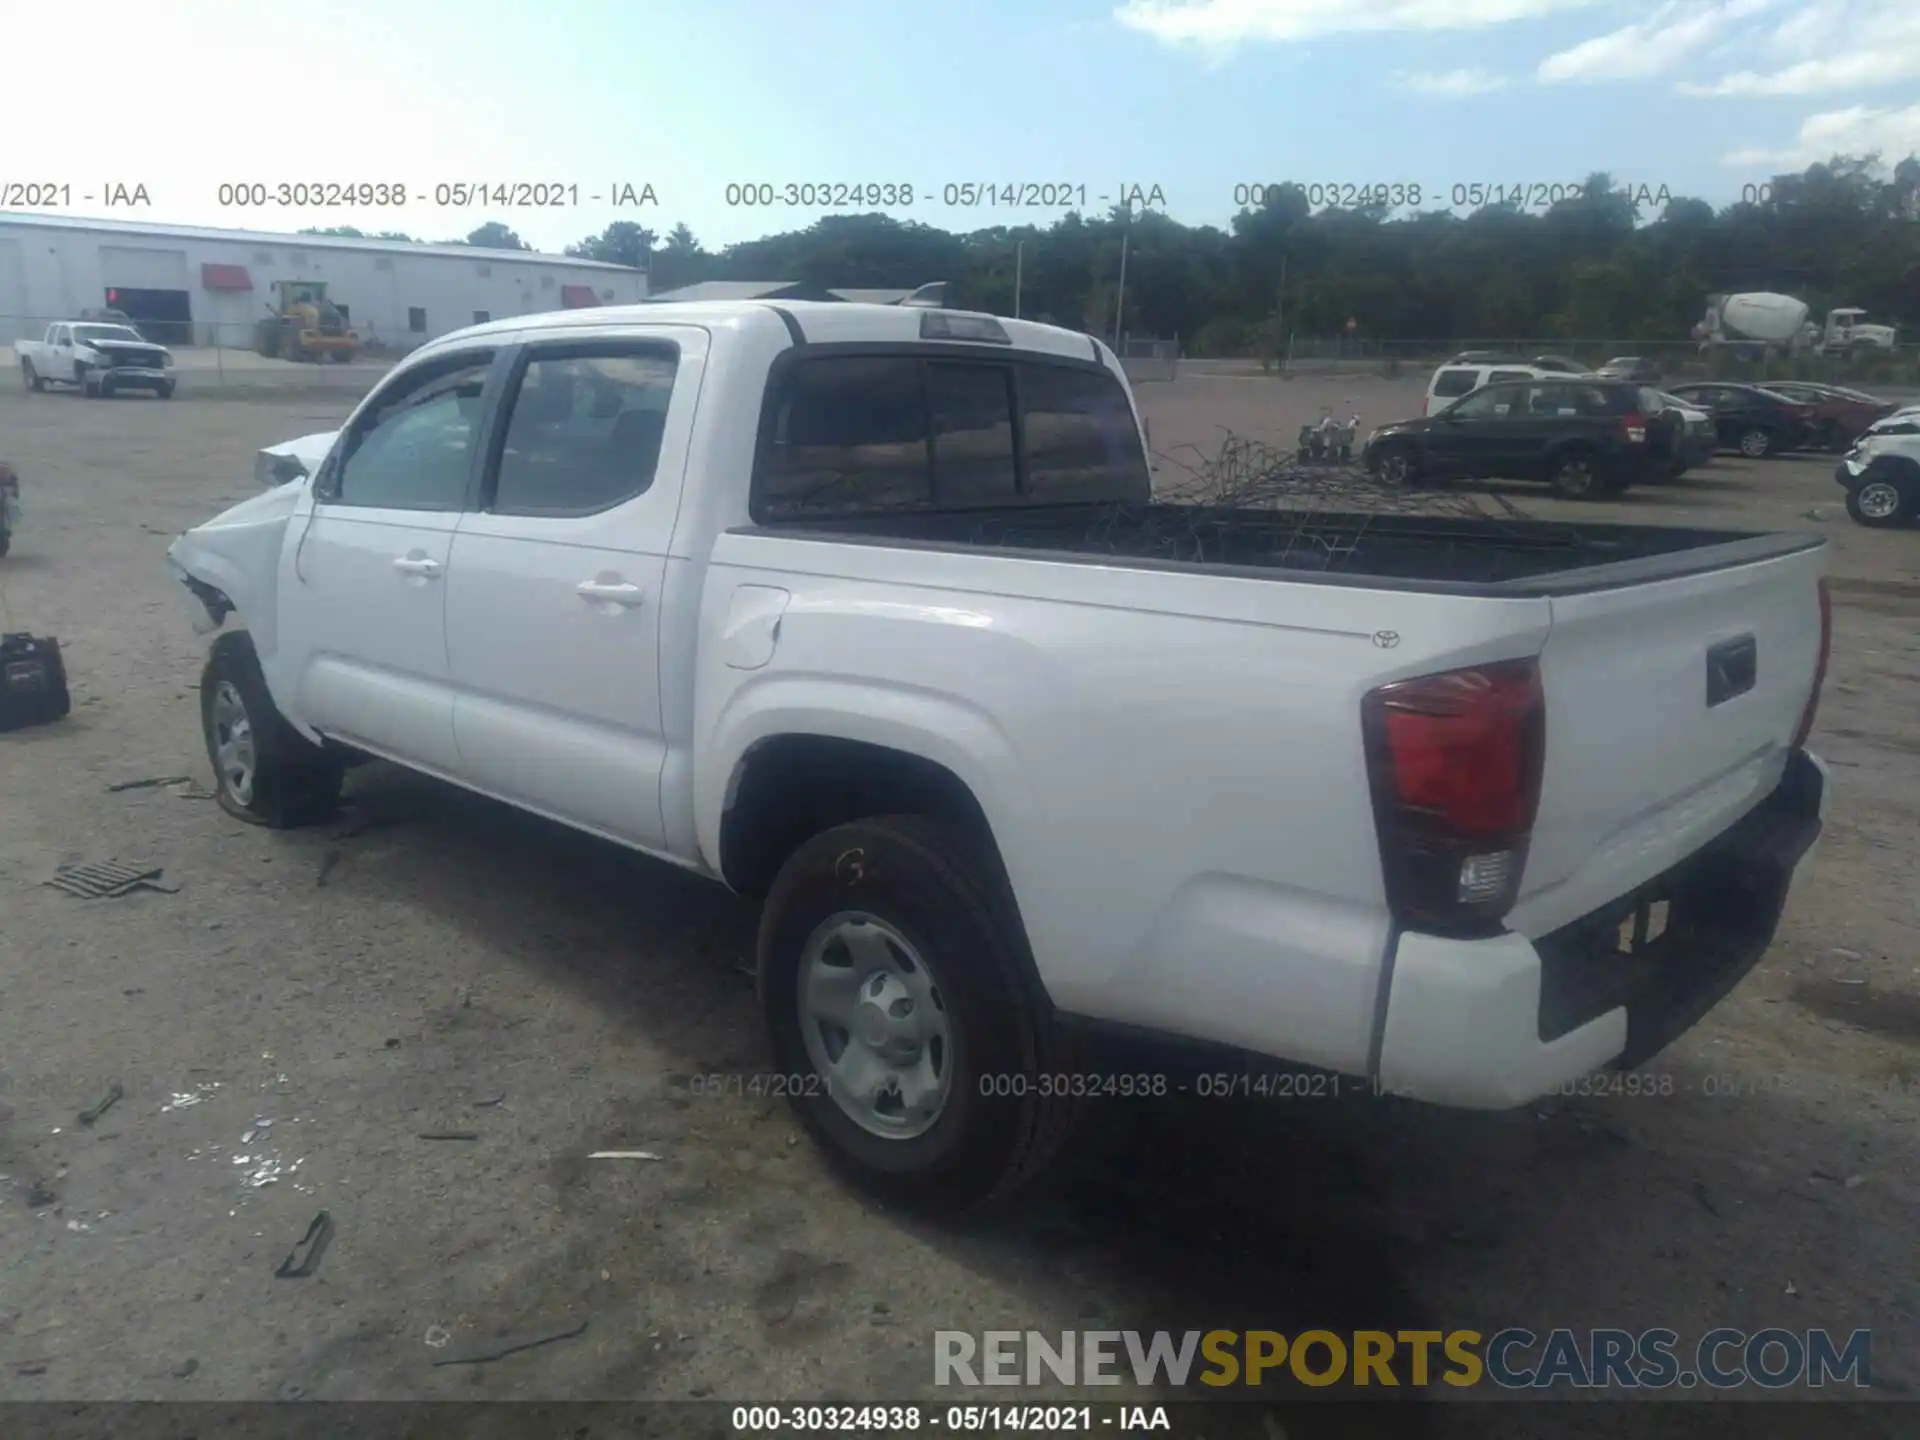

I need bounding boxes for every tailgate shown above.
[1508,543,1826,937]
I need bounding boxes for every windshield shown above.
[73,324,145,343]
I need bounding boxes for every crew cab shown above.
[16,321,175,398]
[167,302,1833,1212]
[1367,377,1677,498]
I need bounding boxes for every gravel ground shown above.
[0,377,1916,1425]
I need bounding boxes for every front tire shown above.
[1738,426,1774,458]
[1370,444,1418,488]
[758,815,1078,1214]
[200,632,342,827]
[1549,451,1605,499]
[157,381,176,400]
[1846,476,1913,528]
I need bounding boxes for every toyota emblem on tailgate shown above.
[1373,631,1401,649]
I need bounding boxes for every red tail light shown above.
[1619,410,1647,445]
[1791,577,1832,750]
[1363,660,1546,932]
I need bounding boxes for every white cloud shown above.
[1722,101,1920,167]
[1680,0,1920,95]
[1393,68,1511,95]
[1536,0,1771,83]
[1114,0,1597,47]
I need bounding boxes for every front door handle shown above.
[577,578,645,608]
[392,555,442,578]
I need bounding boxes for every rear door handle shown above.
[392,556,442,578]
[577,578,646,608]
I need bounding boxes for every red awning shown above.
[561,284,599,308]
[201,263,253,291]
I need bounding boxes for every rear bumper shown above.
[1376,750,1827,1109]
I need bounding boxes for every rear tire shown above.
[200,632,342,828]
[21,359,46,393]
[1738,427,1774,459]
[758,814,1078,1214]
[1846,476,1914,529]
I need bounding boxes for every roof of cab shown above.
[416,300,1105,365]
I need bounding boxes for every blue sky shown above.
[11,0,1920,255]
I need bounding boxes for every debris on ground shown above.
[589,1150,664,1161]
[77,1082,124,1127]
[274,1211,333,1278]
[1802,508,1829,522]
[424,1325,452,1349]
[173,784,217,801]
[45,860,179,899]
[161,1083,221,1112]
[27,1181,57,1209]
[170,1358,199,1378]
[105,774,193,793]
[430,1318,588,1366]
[418,1131,479,1142]
[471,1092,506,1108]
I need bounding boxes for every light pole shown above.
[1014,241,1024,320]
[1112,219,1131,352]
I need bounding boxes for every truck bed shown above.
[744,503,1820,596]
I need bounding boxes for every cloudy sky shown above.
[5,0,1918,253]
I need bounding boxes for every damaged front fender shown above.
[166,475,307,656]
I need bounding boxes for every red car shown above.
[1762,383,1897,451]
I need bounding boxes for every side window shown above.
[1451,385,1517,419]
[52,326,69,345]
[329,357,493,512]
[1524,383,1570,415]
[1432,368,1479,399]
[927,363,1017,507]
[758,356,932,520]
[1488,369,1533,385]
[1017,362,1150,504]
[491,349,679,515]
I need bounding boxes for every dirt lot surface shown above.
[1,374,1917,1428]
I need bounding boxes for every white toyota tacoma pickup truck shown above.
[168,301,1833,1211]
[16,321,176,398]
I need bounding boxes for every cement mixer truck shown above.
[1694,293,1897,359]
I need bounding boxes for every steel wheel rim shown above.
[210,680,257,804]
[798,911,953,1140]
[1856,481,1902,519]
[1741,431,1769,457]
[1379,452,1409,485]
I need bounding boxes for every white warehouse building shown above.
[0,213,647,351]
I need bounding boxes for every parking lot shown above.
[1,371,1917,1421]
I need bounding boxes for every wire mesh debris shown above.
[45,861,179,899]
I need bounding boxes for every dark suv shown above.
[1364,378,1672,499]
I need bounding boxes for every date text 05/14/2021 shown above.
[1230,181,1677,210]
[729,1404,1173,1433]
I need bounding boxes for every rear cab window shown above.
[1431,367,1480,399]
[753,349,1149,522]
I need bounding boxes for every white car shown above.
[168,301,1833,1211]
[1835,418,1920,528]
[15,321,176,398]
[1424,360,1574,415]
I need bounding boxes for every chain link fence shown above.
[1253,334,1920,389]
[1118,335,1180,384]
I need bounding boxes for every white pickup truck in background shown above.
[16,321,176,398]
[168,301,1833,1212]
